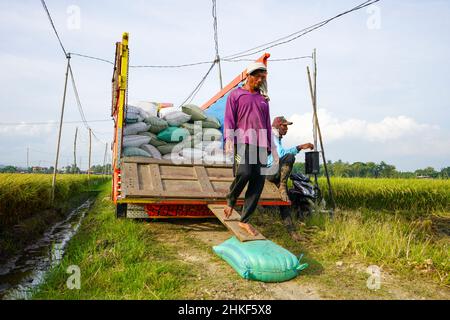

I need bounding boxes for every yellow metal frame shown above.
[116,32,129,166]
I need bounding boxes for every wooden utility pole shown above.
[306,49,336,211]
[52,55,71,202]
[212,0,223,90]
[27,147,29,169]
[88,128,92,180]
[73,127,78,173]
[102,142,108,176]
[217,57,223,90]
[312,49,318,151]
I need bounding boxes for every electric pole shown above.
[103,142,108,176]
[88,128,92,180]
[73,127,78,173]
[52,54,71,203]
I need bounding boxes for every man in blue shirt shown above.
[266,116,313,241]
[267,116,314,202]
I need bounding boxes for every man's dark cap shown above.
[272,116,293,128]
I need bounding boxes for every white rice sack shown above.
[203,128,223,142]
[182,134,203,149]
[181,148,205,162]
[203,153,233,165]
[123,122,151,136]
[163,111,191,126]
[162,153,187,164]
[123,135,151,148]
[132,101,158,117]
[202,141,223,155]
[140,144,162,159]
[158,106,181,118]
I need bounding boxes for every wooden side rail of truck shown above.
[111,33,288,228]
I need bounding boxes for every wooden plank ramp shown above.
[207,204,266,242]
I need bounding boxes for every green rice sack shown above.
[180,122,204,135]
[157,142,183,155]
[122,147,152,158]
[182,104,207,121]
[201,116,221,129]
[213,237,308,283]
[157,127,190,143]
[144,116,169,134]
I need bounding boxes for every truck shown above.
[111,33,287,222]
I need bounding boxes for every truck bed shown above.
[119,156,284,204]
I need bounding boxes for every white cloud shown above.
[283,109,450,157]
[0,121,56,136]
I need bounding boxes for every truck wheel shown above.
[116,203,127,218]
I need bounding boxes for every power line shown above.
[45,1,379,70]
[70,51,313,67]
[223,0,380,60]
[70,52,114,65]
[39,4,109,146]
[178,61,217,107]
[129,60,215,69]
[0,119,111,126]
[68,64,107,144]
[40,0,69,58]
[70,51,215,68]
[222,55,313,62]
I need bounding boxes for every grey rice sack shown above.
[123,122,151,136]
[140,144,162,159]
[123,135,151,148]
[163,111,191,126]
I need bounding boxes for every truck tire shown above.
[116,203,127,218]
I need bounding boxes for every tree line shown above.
[0,164,112,174]
[1,161,449,179]
[293,160,450,179]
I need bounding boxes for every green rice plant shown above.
[0,174,110,227]
[303,210,450,285]
[289,177,450,213]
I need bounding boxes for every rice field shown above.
[316,178,450,213]
[0,174,110,227]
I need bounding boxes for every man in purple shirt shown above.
[223,62,274,236]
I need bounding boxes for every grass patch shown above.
[255,207,449,287]
[32,185,194,300]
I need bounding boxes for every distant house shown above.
[32,166,46,173]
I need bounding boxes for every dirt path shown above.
[146,219,322,300]
[143,218,449,300]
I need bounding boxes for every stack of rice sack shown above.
[121,102,231,164]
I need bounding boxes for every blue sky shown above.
[0,0,449,171]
